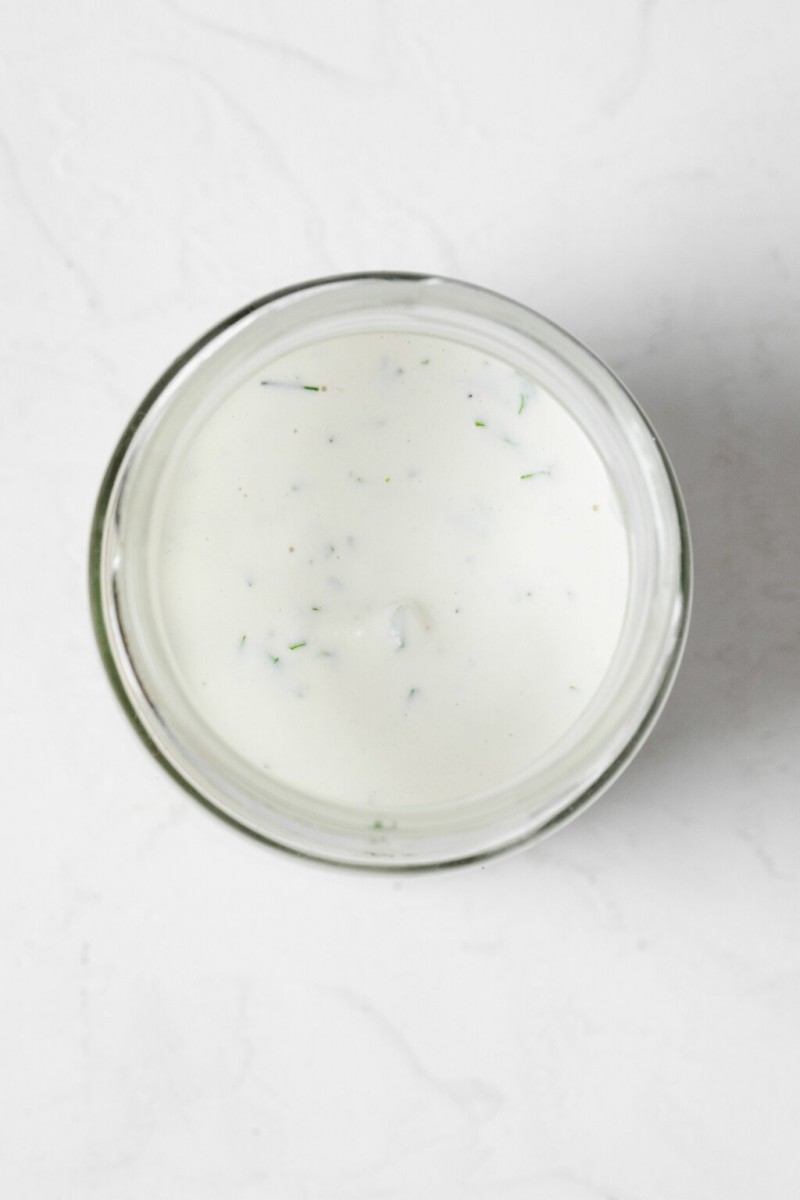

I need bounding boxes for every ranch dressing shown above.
[152,331,630,808]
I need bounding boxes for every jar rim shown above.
[89,272,692,869]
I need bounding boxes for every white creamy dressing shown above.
[153,331,630,808]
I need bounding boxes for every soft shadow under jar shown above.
[90,273,691,869]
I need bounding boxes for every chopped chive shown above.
[408,687,419,700]
[311,605,320,612]
[474,420,486,427]
[239,634,247,646]
[289,641,306,651]
[270,655,280,664]
[384,476,391,483]
[260,380,322,391]
[521,470,551,479]
[519,393,528,414]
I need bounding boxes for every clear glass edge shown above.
[88,270,693,872]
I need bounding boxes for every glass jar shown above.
[89,273,691,869]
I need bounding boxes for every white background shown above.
[2,2,799,1197]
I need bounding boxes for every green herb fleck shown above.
[569,684,578,691]
[239,634,247,647]
[311,605,320,612]
[421,358,430,365]
[474,420,486,428]
[270,655,281,665]
[408,687,419,700]
[519,393,528,414]
[289,642,307,651]
[384,476,391,483]
[521,470,551,479]
[260,380,322,391]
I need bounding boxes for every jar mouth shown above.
[89,272,692,870]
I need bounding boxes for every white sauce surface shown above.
[153,332,629,807]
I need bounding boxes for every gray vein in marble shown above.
[376,192,464,277]
[396,23,498,144]
[600,0,658,118]
[134,798,191,860]
[317,984,503,1123]
[735,824,796,883]
[159,0,374,87]
[533,848,633,939]
[0,127,100,310]
[138,50,330,266]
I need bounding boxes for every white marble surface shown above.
[2,1,799,1196]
